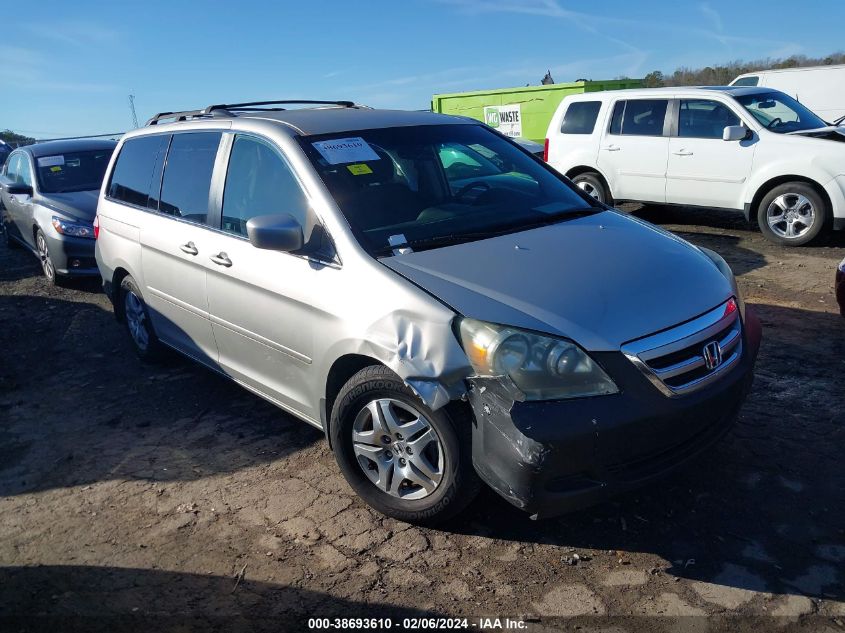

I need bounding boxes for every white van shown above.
[545,86,845,246]
[731,65,845,122]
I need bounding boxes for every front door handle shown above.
[603,145,621,152]
[179,241,198,256]
[672,150,694,156]
[209,252,232,267]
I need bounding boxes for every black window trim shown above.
[606,98,673,138]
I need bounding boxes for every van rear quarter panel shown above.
[95,199,144,290]
[546,96,609,179]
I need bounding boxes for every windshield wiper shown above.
[375,207,600,256]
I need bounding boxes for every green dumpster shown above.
[431,79,643,144]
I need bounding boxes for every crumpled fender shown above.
[321,308,472,414]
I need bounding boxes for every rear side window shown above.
[108,135,169,209]
[732,76,759,87]
[221,135,309,237]
[560,101,601,134]
[609,99,668,137]
[159,132,221,224]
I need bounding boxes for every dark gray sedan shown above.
[0,139,116,284]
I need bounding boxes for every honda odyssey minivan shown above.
[95,100,761,524]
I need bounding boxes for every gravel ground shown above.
[0,206,843,633]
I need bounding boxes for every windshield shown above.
[36,148,114,194]
[734,91,827,133]
[297,124,595,255]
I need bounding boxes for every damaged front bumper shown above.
[467,306,762,519]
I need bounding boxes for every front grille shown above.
[621,299,742,397]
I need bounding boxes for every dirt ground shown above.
[0,206,843,633]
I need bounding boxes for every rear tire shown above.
[330,365,480,525]
[571,172,612,206]
[757,182,828,246]
[119,275,167,362]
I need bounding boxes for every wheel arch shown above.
[111,267,131,322]
[322,354,386,447]
[748,175,832,224]
[564,166,612,199]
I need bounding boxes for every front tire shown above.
[757,182,828,246]
[119,275,166,362]
[35,229,63,285]
[571,172,612,206]
[330,365,480,525]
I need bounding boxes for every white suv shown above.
[545,86,845,246]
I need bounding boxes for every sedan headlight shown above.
[52,216,95,239]
[458,318,618,400]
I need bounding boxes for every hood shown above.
[381,211,733,351]
[37,190,99,222]
[786,126,845,142]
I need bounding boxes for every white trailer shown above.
[730,65,845,122]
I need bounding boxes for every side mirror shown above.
[723,125,749,142]
[246,213,304,252]
[4,182,33,196]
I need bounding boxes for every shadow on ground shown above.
[0,564,444,633]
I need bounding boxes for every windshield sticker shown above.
[37,155,65,168]
[50,166,63,173]
[312,137,380,165]
[347,163,373,176]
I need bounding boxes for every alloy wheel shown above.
[577,180,602,202]
[767,193,815,240]
[36,233,55,281]
[351,398,444,500]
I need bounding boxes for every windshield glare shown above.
[36,149,113,194]
[734,91,827,133]
[298,125,595,254]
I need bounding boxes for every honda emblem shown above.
[702,341,723,370]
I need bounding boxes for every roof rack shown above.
[146,100,357,126]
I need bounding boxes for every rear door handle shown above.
[179,241,198,256]
[209,252,232,267]
[603,145,621,152]
[672,150,694,156]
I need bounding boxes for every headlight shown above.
[52,216,95,239]
[699,247,745,320]
[458,318,618,400]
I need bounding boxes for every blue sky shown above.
[1,0,841,138]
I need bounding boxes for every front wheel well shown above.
[324,354,385,444]
[749,176,832,224]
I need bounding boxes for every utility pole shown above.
[128,94,139,129]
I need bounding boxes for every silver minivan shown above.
[95,100,761,524]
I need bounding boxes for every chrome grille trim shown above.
[621,299,742,398]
